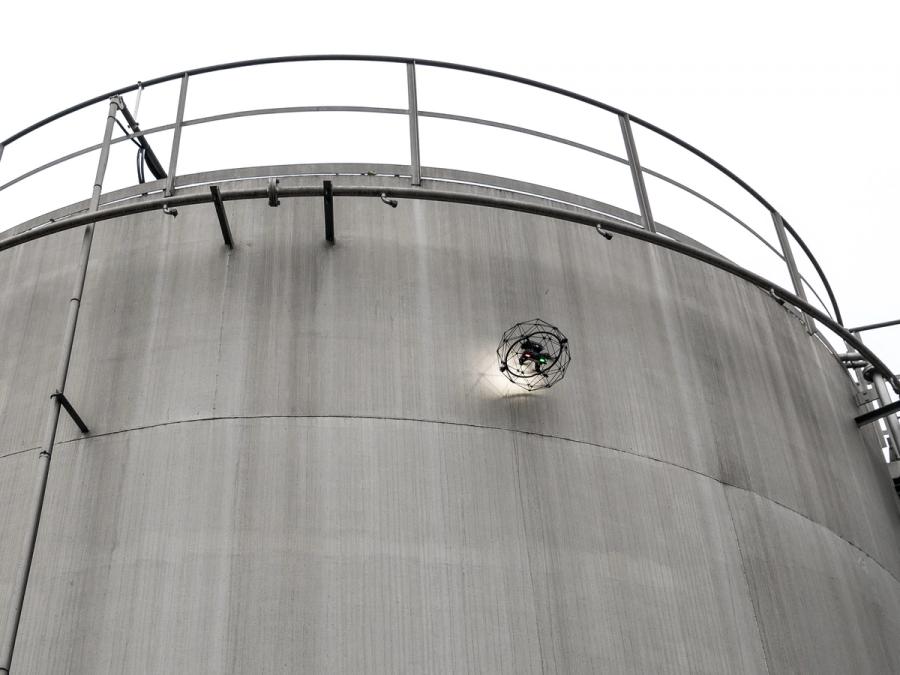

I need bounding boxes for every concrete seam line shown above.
[48,412,900,586]
[510,437,549,670]
[0,446,40,461]
[723,486,773,674]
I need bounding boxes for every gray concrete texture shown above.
[1,170,898,672]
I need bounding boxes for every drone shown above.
[497,319,571,391]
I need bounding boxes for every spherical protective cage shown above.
[497,319,571,391]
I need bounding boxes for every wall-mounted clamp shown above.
[596,224,613,240]
[162,204,178,218]
[380,193,398,208]
[51,391,89,434]
[268,178,280,207]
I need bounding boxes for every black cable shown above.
[114,118,142,148]
[116,116,147,183]
[136,146,145,184]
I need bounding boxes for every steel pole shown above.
[0,96,121,675]
[406,62,421,186]
[165,74,189,197]
[772,210,813,334]
[619,114,655,233]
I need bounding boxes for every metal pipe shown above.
[872,372,900,461]
[165,74,189,197]
[0,96,121,675]
[848,318,900,333]
[133,82,143,120]
[406,62,421,186]
[772,210,813,334]
[619,114,655,233]
[0,181,892,393]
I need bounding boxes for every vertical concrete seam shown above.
[510,437,549,674]
[211,250,232,414]
[722,484,771,674]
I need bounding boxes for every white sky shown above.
[0,0,897,377]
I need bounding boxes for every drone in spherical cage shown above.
[497,319,571,391]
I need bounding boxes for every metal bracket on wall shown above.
[855,399,900,427]
[855,388,879,406]
[323,180,335,244]
[268,178,280,207]
[51,391,89,434]
[209,185,234,248]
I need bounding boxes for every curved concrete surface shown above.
[1,169,898,672]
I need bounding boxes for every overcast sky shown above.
[0,0,897,374]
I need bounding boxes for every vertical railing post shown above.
[0,96,122,675]
[772,210,814,334]
[619,114,655,233]
[406,62,421,187]
[870,370,900,461]
[855,327,900,462]
[165,73,190,197]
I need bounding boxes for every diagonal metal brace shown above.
[209,185,234,248]
[51,391,89,434]
[323,180,335,243]
[855,399,900,427]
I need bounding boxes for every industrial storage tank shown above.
[0,57,898,673]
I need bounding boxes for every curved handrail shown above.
[0,179,892,390]
[0,55,841,324]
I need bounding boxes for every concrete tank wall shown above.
[1,168,898,673]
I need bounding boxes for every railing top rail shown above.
[0,53,791,215]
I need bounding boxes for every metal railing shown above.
[0,55,895,388]
[0,56,838,319]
